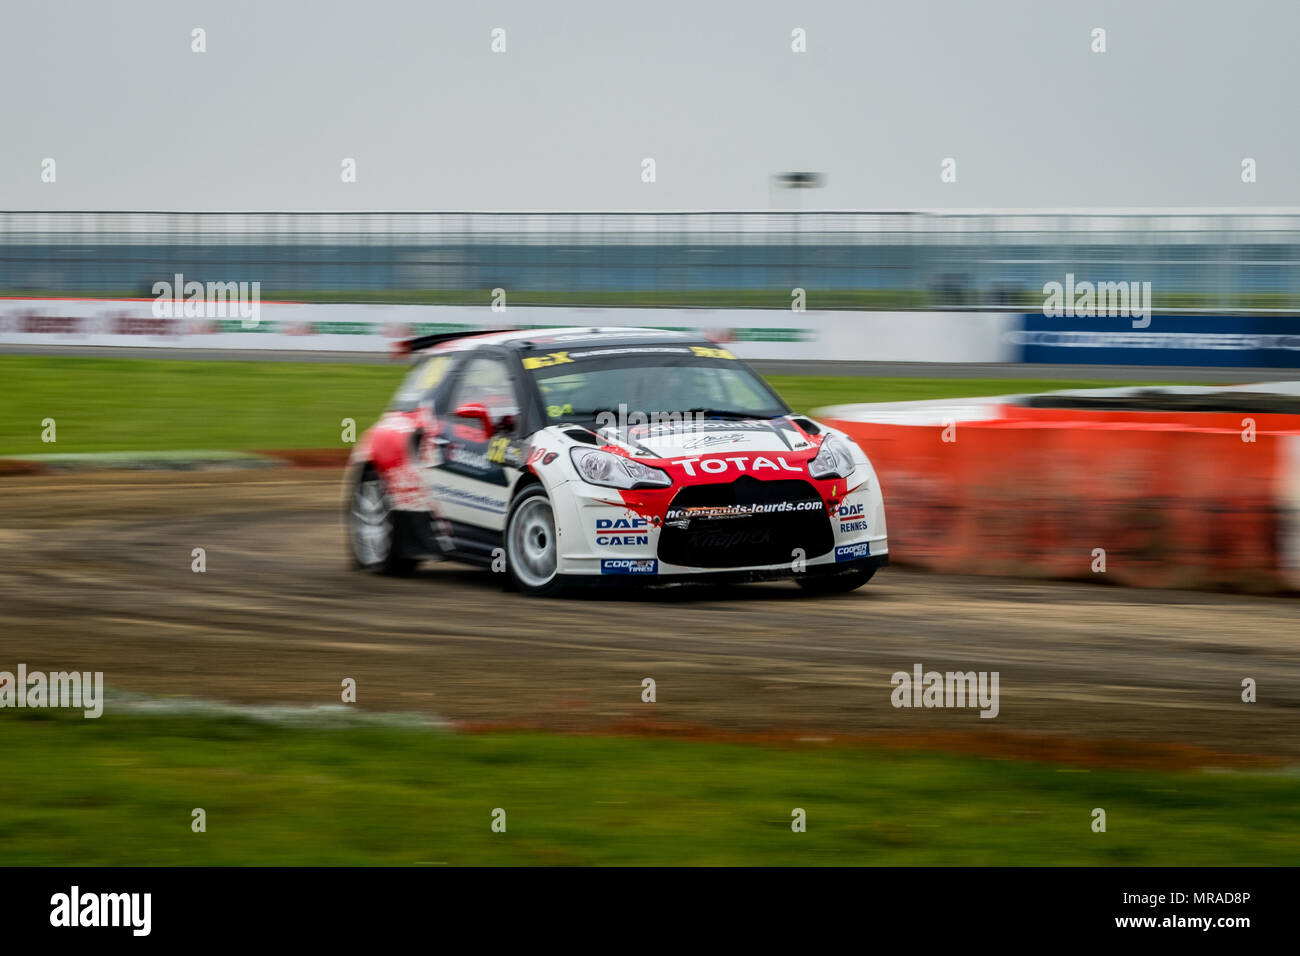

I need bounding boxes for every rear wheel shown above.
[505,485,567,597]
[348,467,417,575]
[795,564,876,595]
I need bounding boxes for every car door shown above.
[427,351,523,534]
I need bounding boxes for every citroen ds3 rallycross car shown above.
[346,327,888,596]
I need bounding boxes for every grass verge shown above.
[0,710,1295,865]
[0,356,1184,455]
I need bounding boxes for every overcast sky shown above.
[3,0,1297,211]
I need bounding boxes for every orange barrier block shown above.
[995,405,1300,434]
[830,418,1297,592]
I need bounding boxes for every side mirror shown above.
[453,401,495,437]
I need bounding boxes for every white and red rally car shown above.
[346,327,887,596]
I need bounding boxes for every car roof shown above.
[436,326,708,352]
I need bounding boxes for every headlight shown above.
[570,448,672,490]
[807,435,857,480]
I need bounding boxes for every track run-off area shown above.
[1,468,1297,764]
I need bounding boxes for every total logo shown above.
[674,455,802,476]
[596,516,649,546]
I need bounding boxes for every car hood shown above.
[563,415,819,461]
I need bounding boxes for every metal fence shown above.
[2,210,1298,312]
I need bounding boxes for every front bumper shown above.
[550,475,888,579]
[558,553,889,588]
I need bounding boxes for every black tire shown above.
[504,484,568,597]
[795,564,876,595]
[347,466,418,575]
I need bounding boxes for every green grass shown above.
[0,356,404,454]
[0,710,1295,865]
[0,356,1186,456]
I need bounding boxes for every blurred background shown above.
[2,209,1299,313]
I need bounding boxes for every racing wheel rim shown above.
[351,476,393,566]
[509,495,557,588]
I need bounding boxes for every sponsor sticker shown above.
[835,542,871,562]
[686,528,774,549]
[429,483,507,514]
[663,500,822,527]
[600,558,659,575]
[674,455,803,476]
[446,445,495,472]
[521,351,574,370]
[688,345,736,359]
[596,517,650,546]
[835,502,869,533]
[678,432,749,450]
[524,445,559,467]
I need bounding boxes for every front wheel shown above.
[504,485,567,597]
[795,564,876,595]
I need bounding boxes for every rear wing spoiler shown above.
[394,328,519,356]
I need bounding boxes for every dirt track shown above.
[1,468,1297,760]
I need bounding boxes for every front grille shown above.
[657,477,833,568]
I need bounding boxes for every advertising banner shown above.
[1010,313,1300,368]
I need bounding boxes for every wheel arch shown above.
[511,469,543,501]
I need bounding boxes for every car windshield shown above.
[524,345,790,423]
